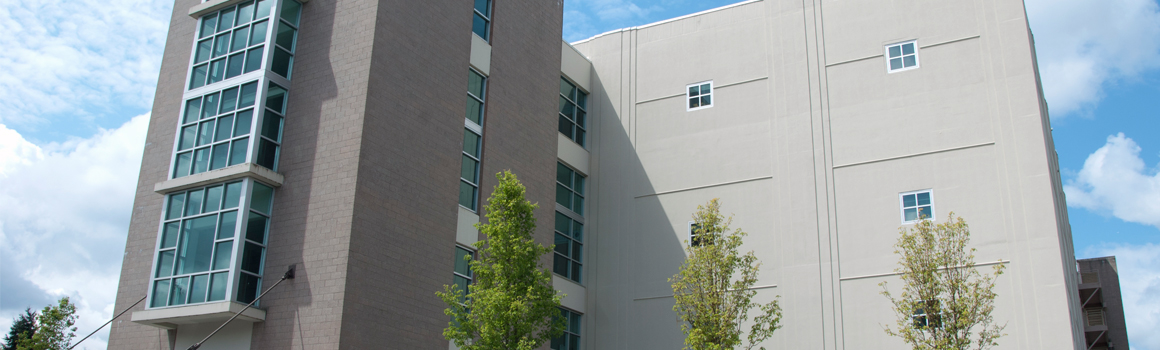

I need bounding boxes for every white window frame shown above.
[686,80,714,111]
[885,40,920,73]
[899,189,934,224]
[687,221,707,247]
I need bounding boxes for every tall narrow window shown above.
[472,0,492,41]
[886,40,919,72]
[460,69,487,211]
[688,221,707,247]
[558,77,587,147]
[555,162,585,215]
[687,81,712,111]
[551,308,581,350]
[900,189,934,224]
[553,211,582,283]
[452,246,474,304]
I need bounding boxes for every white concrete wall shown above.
[570,0,1081,349]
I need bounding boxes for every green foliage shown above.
[3,308,36,350]
[669,199,782,350]
[16,297,77,350]
[437,171,565,350]
[880,213,1006,350]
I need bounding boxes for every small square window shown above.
[900,189,934,224]
[912,299,944,329]
[688,221,709,247]
[687,81,713,111]
[886,41,919,73]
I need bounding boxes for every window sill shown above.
[155,163,283,194]
[131,301,266,329]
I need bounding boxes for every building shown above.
[1078,256,1130,350]
[107,0,1085,349]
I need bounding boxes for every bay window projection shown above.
[551,308,581,350]
[190,0,272,90]
[173,82,260,178]
[271,0,301,79]
[558,78,587,147]
[555,162,584,215]
[459,69,487,211]
[553,211,583,283]
[148,180,275,308]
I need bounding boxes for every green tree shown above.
[437,171,565,350]
[879,213,1006,350]
[16,297,77,350]
[670,199,782,350]
[3,308,36,350]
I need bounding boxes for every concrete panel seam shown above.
[920,35,981,50]
[635,76,768,105]
[633,284,778,301]
[634,175,773,198]
[839,260,1009,281]
[832,142,995,169]
[824,35,980,68]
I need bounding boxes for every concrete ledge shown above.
[155,163,284,194]
[131,301,266,329]
[557,134,589,176]
[552,275,586,313]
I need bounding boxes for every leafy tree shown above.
[16,297,77,350]
[879,213,1006,350]
[437,171,565,350]
[3,308,36,350]
[670,199,782,350]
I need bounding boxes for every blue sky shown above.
[1,0,1158,348]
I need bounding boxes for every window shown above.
[687,81,712,111]
[460,69,487,211]
[270,0,302,79]
[172,81,260,178]
[555,162,585,215]
[190,0,272,90]
[553,212,583,283]
[472,0,492,40]
[255,82,287,171]
[551,308,581,350]
[452,246,474,303]
[148,179,274,308]
[688,221,708,247]
[912,299,943,329]
[886,41,919,72]
[558,77,588,147]
[900,189,934,223]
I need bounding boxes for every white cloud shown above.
[0,113,149,350]
[1025,0,1160,117]
[0,0,170,133]
[564,0,663,41]
[1064,133,1160,229]
[1087,244,1160,350]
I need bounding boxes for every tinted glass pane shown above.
[198,120,216,146]
[237,1,255,23]
[560,78,576,100]
[575,110,586,128]
[251,182,275,214]
[156,251,175,278]
[558,115,573,138]
[889,45,902,58]
[200,14,217,39]
[903,194,916,207]
[573,196,584,215]
[554,233,569,255]
[902,43,915,55]
[209,272,228,301]
[453,275,469,299]
[280,0,302,25]
[151,280,171,307]
[690,97,700,108]
[218,210,237,239]
[454,247,472,275]
[256,139,278,170]
[229,138,249,165]
[572,242,582,262]
[466,97,483,125]
[916,192,930,206]
[905,208,918,222]
[575,129,586,147]
[236,273,260,304]
[226,53,245,78]
[472,14,488,40]
[459,181,476,210]
[193,148,211,174]
[195,39,213,63]
[903,55,916,68]
[204,186,224,212]
[231,26,250,52]
[553,253,568,276]
[210,144,229,170]
[554,212,570,234]
[254,0,271,19]
[239,82,258,107]
[213,241,234,270]
[918,206,931,219]
[276,22,296,51]
[241,242,264,273]
[185,189,204,217]
[689,85,699,97]
[246,212,268,244]
[701,95,711,106]
[213,34,231,58]
[189,274,209,303]
[463,130,480,156]
[266,83,287,113]
[179,125,197,151]
[234,110,253,136]
[172,278,189,305]
[577,92,587,109]
[569,334,580,350]
[249,20,268,46]
[202,93,220,119]
[700,83,710,93]
[557,163,571,185]
[474,0,490,16]
[215,115,234,142]
[262,112,283,141]
[560,98,574,118]
[573,221,583,240]
[461,155,478,182]
[161,222,180,248]
[890,58,903,70]
[574,175,585,194]
[178,216,217,274]
[244,47,264,73]
[209,59,226,83]
[468,70,485,97]
[271,48,292,78]
[184,98,202,124]
[190,65,207,89]
[219,8,236,31]
[223,182,242,209]
[556,184,571,209]
[174,152,193,178]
